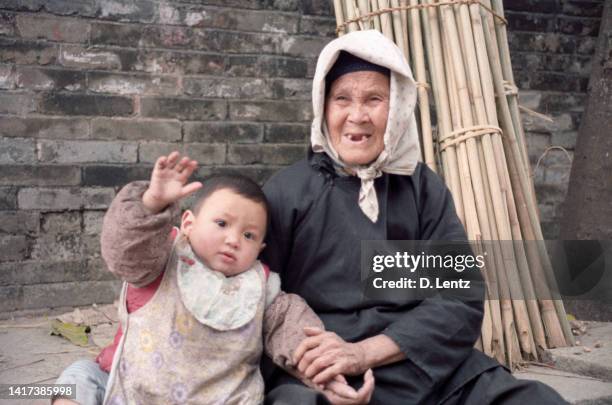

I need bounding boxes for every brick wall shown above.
[506,0,604,238]
[0,0,335,313]
[0,0,604,313]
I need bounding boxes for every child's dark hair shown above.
[192,174,270,226]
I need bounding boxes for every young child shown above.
[55,152,357,405]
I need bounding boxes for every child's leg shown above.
[52,359,109,405]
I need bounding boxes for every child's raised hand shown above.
[142,151,203,213]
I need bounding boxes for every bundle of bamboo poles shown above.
[332,0,574,369]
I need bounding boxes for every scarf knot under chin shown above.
[356,166,383,223]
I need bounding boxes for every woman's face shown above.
[325,70,390,166]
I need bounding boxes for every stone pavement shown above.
[0,309,611,404]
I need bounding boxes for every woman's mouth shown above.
[345,133,371,143]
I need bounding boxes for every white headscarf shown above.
[311,30,420,222]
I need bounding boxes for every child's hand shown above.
[142,151,203,213]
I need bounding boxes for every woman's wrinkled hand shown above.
[293,327,367,385]
[322,369,375,405]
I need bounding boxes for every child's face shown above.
[180,188,267,277]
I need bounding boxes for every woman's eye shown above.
[244,232,255,240]
[215,219,226,227]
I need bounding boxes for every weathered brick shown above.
[0,64,17,89]
[184,77,272,98]
[540,92,588,112]
[264,123,309,143]
[16,66,86,91]
[0,92,36,114]
[504,0,558,13]
[40,0,97,17]
[82,187,116,209]
[38,93,134,116]
[91,118,181,142]
[83,211,105,235]
[135,50,225,75]
[60,45,122,70]
[82,165,152,186]
[0,211,39,235]
[515,70,586,92]
[508,32,575,54]
[0,116,88,139]
[228,144,306,165]
[229,100,311,121]
[141,97,226,120]
[269,78,311,99]
[41,212,81,234]
[90,21,143,47]
[176,0,262,9]
[0,12,16,36]
[38,140,138,163]
[517,90,542,110]
[215,30,278,53]
[536,183,569,205]
[0,137,36,164]
[208,165,280,185]
[0,165,80,186]
[544,167,572,186]
[16,14,89,43]
[0,260,114,287]
[18,187,82,210]
[184,121,262,143]
[299,15,335,36]
[509,52,543,72]
[0,187,17,209]
[82,233,101,256]
[0,234,28,261]
[158,4,299,33]
[97,0,156,23]
[299,0,332,15]
[506,12,555,32]
[550,131,578,151]
[88,71,180,95]
[140,25,214,50]
[538,149,574,167]
[0,37,58,65]
[0,285,22,312]
[557,16,601,36]
[278,35,329,57]
[575,35,598,55]
[522,113,573,133]
[561,1,604,17]
[139,142,226,165]
[20,280,120,310]
[230,55,307,78]
[542,54,592,76]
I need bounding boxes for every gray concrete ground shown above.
[0,308,611,404]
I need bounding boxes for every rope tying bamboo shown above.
[416,81,431,89]
[335,0,508,34]
[503,81,519,96]
[438,125,503,151]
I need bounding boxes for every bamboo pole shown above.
[334,0,347,36]
[357,0,373,30]
[480,14,572,346]
[344,0,360,32]
[420,0,464,219]
[390,0,408,59]
[408,0,435,171]
[377,0,395,41]
[370,0,382,31]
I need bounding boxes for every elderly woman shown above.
[262,30,566,404]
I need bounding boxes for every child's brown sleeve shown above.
[101,181,179,287]
[262,292,324,370]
